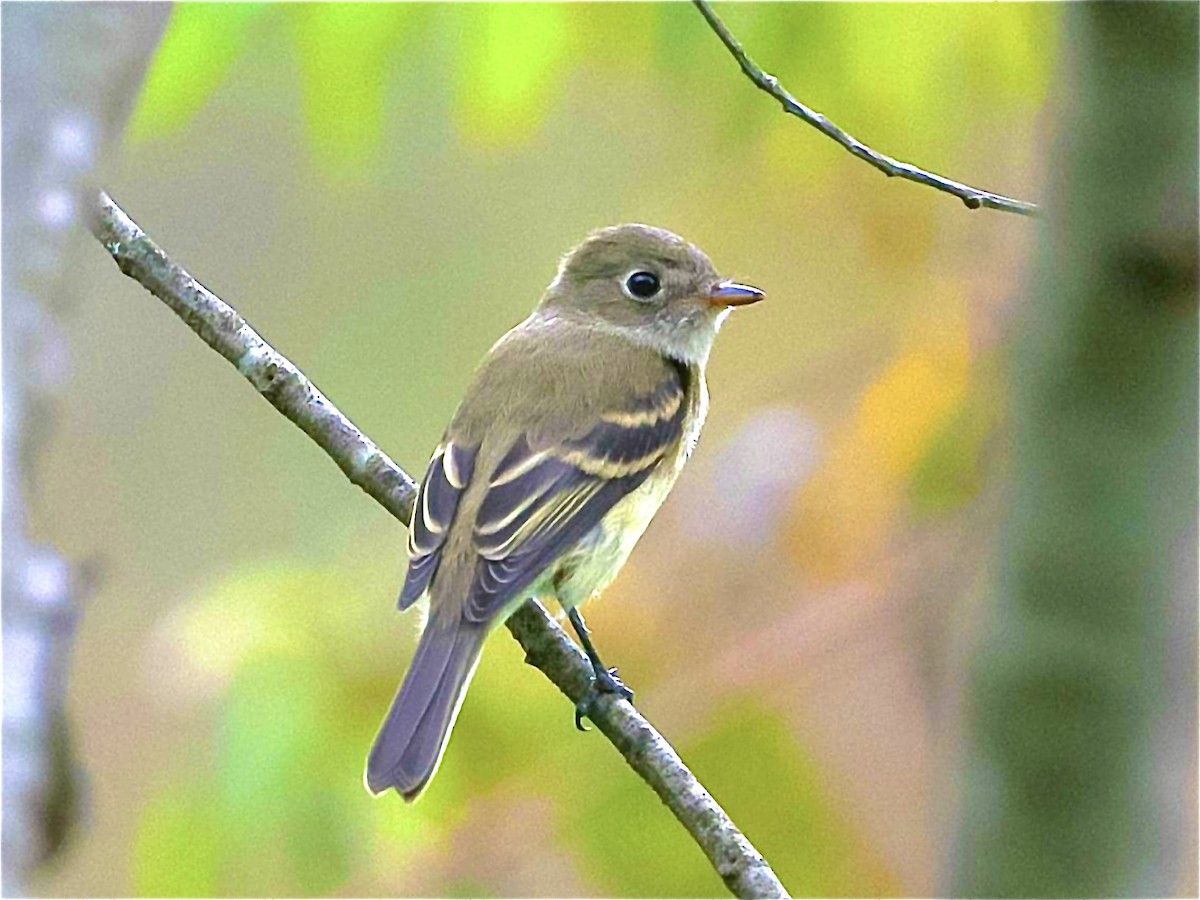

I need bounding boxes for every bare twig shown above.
[692,0,1040,217]
[88,191,789,900]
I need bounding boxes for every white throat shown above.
[603,306,727,367]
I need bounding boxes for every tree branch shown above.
[87,191,789,900]
[692,0,1041,217]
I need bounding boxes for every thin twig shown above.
[88,191,790,900]
[692,0,1040,217]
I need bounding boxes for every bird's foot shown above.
[574,667,634,731]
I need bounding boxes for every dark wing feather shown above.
[398,441,477,609]
[462,369,688,624]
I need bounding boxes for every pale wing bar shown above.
[398,441,478,610]
[462,372,687,624]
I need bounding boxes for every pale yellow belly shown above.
[536,463,680,611]
[530,372,706,613]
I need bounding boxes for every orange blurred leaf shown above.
[785,285,972,580]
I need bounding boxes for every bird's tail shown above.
[366,615,487,801]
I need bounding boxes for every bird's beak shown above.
[707,280,765,308]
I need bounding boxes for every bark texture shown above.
[955,5,1198,896]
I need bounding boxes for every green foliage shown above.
[127,4,270,144]
[134,572,897,896]
[215,658,358,895]
[133,787,223,897]
[557,699,896,897]
[284,4,410,175]
[453,3,570,148]
[127,4,1057,179]
[560,747,727,898]
[909,361,1003,518]
[682,702,897,898]
[131,566,417,896]
[87,5,1067,897]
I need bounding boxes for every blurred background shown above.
[3,3,1195,898]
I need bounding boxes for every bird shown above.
[366,224,763,801]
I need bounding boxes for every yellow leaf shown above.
[786,285,972,580]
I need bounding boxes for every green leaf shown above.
[127,4,270,143]
[284,4,410,177]
[561,760,723,898]
[680,701,898,898]
[909,371,1002,518]
[132,786,223,897]
[454,3,570,148]
[160,564,404,894]
[216,657,359,895]
[558,698,896,897]
[961,4,1058,113]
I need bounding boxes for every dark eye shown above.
[624,270,661,300]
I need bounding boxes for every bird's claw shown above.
[596,666,634,701]
[574,667,634,731]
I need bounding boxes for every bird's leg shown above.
[566,607,633,731]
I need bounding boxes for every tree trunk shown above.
[954,4,1198,896]
[1,4,169,893]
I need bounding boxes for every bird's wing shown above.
[463,369,687,624]
[398,440,478,610]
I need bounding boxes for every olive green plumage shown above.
[367,224,763,800]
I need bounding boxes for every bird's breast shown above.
[547,462,681,611]
[548,374,705,612]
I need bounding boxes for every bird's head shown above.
[539,224,763,364]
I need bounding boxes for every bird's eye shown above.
[624,271,661,300]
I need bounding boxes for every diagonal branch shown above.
[87,191,789,900]
[692,0,1041,217]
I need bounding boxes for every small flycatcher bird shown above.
[367,224,763,800]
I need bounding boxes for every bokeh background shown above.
[4,3,1196,898]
